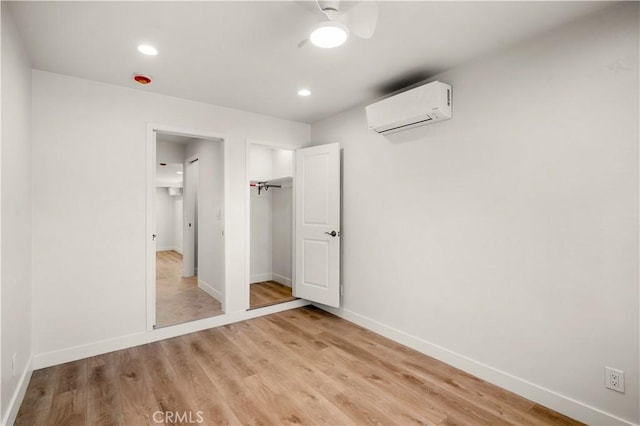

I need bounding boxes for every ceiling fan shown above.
[297,0,379,48]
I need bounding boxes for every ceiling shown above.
[156,133,203,145]
[8,1,613,123]
[156,162,184,187]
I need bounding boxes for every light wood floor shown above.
[250,280,298,310]
[156,250,223,328]
[16,306,581,426]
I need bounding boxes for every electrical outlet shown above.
[605,367,625,393]
[11,353,17,377]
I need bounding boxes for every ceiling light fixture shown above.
[176,171,184,175]
[137,44,158,56]
[297,89,311,97]
[309,22,349,48]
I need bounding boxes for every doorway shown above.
[247,143,298,309]
[152,131,225,328]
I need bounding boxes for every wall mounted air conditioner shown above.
[365,81,452,135]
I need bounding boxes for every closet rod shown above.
[250,181,282,195]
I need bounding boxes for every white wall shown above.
[249,145,294,182]
[157,140,185,164]
[185,138,224,298]
[249,144,274,182]
[183,159,199,275]
[250,188,272,283]
[271,149,293,179]
[173,198,183,254]
[31,70,310,357]
[1,4,33,423]
[155,188,175,251]
[272,181,293,286]
[311,3,639,424]
[156,141,184,252]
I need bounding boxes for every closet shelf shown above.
[249,176,292,186]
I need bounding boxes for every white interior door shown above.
[294,143,340,307]
[184,157,199,277]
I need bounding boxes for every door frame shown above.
[146,123,228,331]
[244,138,299,310]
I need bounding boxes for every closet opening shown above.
[247,142,299,309]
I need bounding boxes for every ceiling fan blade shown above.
[339,1,378,39]
[297,38,310,48]
[294,0,330,20]
[317,0,341,19]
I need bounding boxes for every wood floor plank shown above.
[16,307,584,426]
[251,314,443,425]
[156,250,223,328]
[47,361,87,426]
[231,321,355,425]
[183,332,279,425]
[321,323,521,425]
[249,280,297,309]
[118,354,162,426]
[528,403,584,425]
[15,366,59,426]
[159,337,242,425]
[86,353,126,426]
[134,343,198,426]
[248,316,337,373]
[344,331,544,425]
[241,374,317,425]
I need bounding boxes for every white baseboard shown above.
[198,279,223,302]
[172,246,183,255]
[33,299,310,370]
[250,272,272,284]
[315,304,636,426]
[2,356,33,426]
[271,273,292,287]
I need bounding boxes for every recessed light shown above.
[298,89,311,97]
[176,171,184,175]
[309,22,349,48]
[137,44,158,56]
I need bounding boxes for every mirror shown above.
[155,132,224,327]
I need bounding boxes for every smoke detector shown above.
[133,73,152,85]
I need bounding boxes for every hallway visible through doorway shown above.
[156,250,222,327]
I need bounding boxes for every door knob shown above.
[152,234,157,241]
[324,230,339,237]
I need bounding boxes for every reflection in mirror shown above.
[155,132,224,328]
